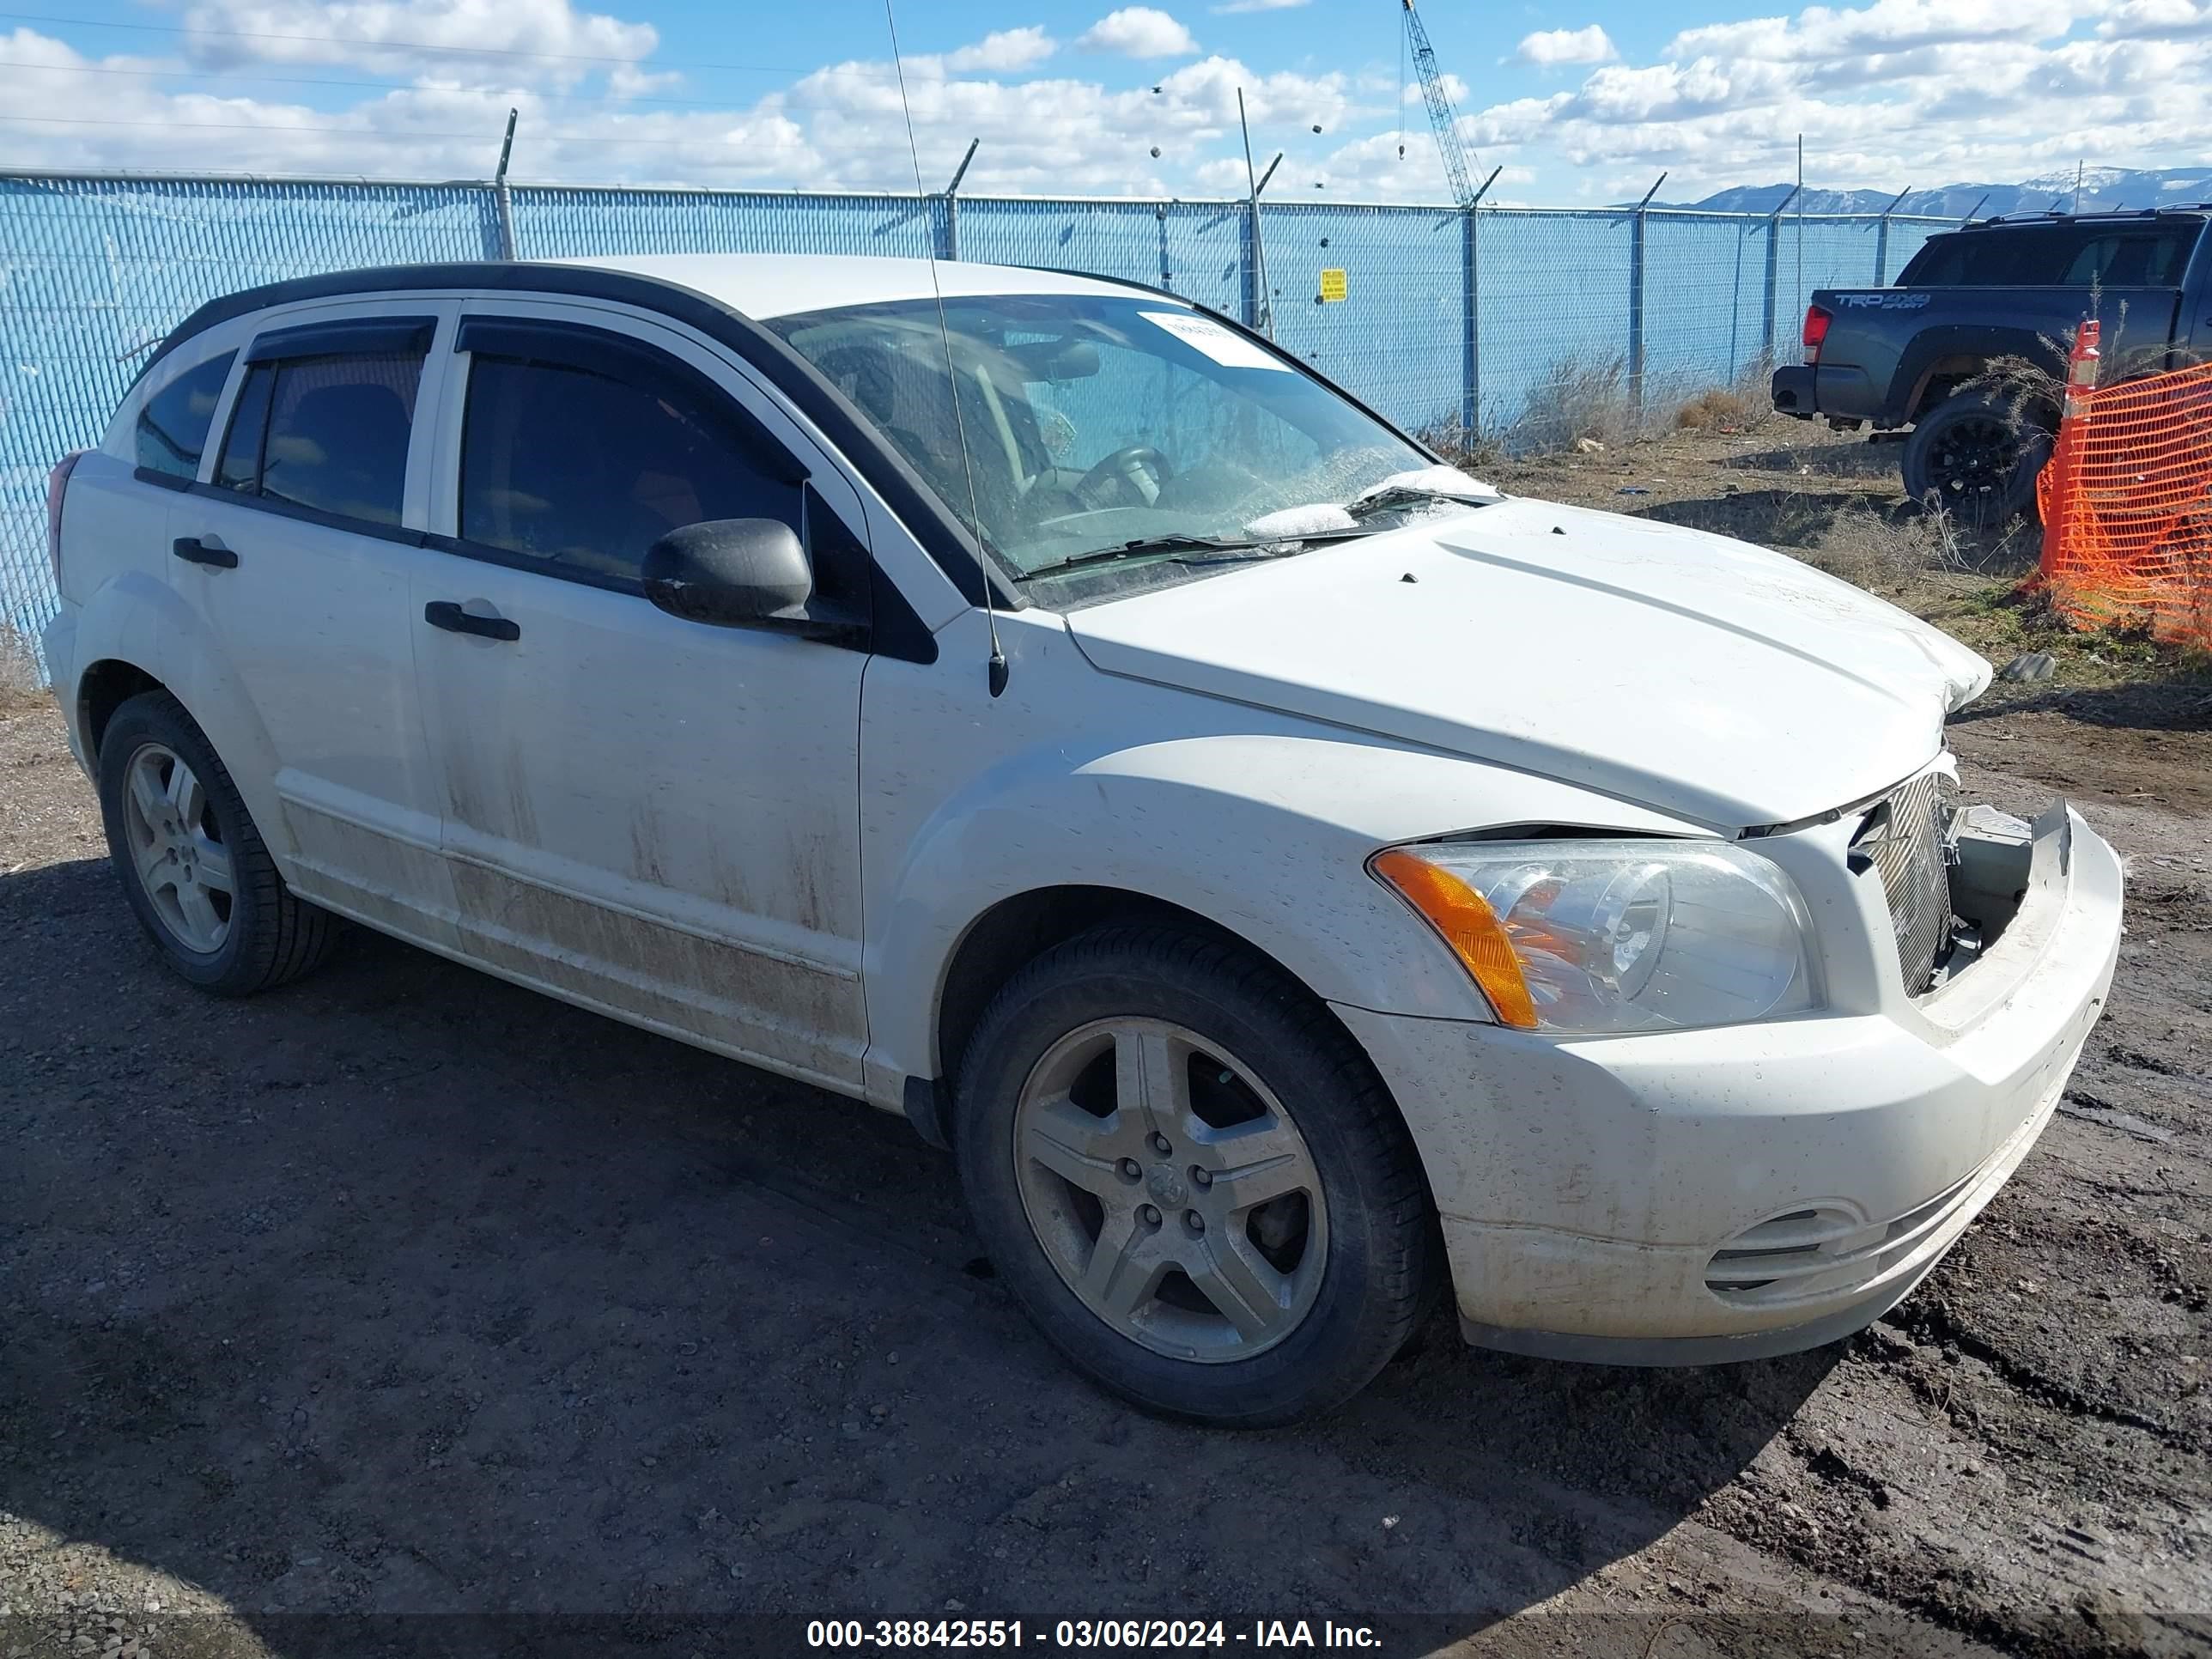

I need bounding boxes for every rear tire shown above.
[1901,392,2050,526]
[96,690,337,994]
[952,923,1437,1426]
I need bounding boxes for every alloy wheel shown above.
[1012,1018,1329,1363]
[1929,413,2022,506]
[120,741,234,953]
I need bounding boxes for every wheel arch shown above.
[77,657,167,762]
[933,884,1343,1105]
[925,884,1448,1246]
[1905,356,1986,422]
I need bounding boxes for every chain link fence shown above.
[0,169,1955,672]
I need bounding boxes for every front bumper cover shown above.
[1334,802,2123,1364]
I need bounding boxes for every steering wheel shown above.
[1073,445,1173,510]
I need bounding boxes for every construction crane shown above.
[1401,0,1476,210]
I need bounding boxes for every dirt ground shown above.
[3,422,2209,1658]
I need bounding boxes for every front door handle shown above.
[172,536,237,569]
[424,601,520,642]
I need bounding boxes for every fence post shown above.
[1759,184,1802,364]
[1243,202,1259,328]
[1242,150,1281,337]
[1628,209,1646,418]
[1624,173,1665,419]
[940,138,977,262]
[1461,207,1478,437]
[1873,187,1909,284]
[493,108,518,261]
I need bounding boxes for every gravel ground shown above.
[3,440,2209,1656]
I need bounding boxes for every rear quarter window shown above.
[134,352,235,480]
[213,349,423,526]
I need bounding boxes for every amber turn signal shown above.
[1370,848,1539,1030]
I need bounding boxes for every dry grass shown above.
[0,624,46,712]
[1515,355,1639,454]
[1425,362,1783,468]
[1674,383,1763,433]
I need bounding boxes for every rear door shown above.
[172,301,464,945]
[409,299,873,1087]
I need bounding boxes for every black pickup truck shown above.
[1771,209,2212,520]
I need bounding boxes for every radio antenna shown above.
[884,0,1008,697]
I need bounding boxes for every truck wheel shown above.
[96,690,337,994]
[1902,393,2050,526]
[952,923,1437,1426]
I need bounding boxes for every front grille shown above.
[1854,769,1960,994]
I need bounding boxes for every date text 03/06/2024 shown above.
[805,1620,1383,1649]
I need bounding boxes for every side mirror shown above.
[641,519,814,629]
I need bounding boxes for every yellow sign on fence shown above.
[1318,268,1348,302]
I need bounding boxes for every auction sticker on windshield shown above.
[1140,310,1290,371]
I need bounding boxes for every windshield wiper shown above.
[1014,529,1368,583]
[1346,483,1498,520]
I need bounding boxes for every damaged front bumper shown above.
[1334,800,2124,1365]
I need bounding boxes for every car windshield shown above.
[765,293,1455,582]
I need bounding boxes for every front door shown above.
[409,301,872,1087]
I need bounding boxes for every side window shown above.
[459,349,802,582]
[136,351,236,480]
[2061,230,2192,288]
[213,347,424,527]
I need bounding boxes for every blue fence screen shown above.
[0,170,1955,667]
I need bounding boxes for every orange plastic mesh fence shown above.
[2038,359,2212,651]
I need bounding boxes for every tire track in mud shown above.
[1875,1297,2199,1453]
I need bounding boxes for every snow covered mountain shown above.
[1669,167,2209,218]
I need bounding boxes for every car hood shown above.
[1060,497,1990,829]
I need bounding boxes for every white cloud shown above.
[1516,25,1619,66]
[1445,0,2212,202]
[9,0,2212,210]
[2098,0,2212,39]
[1665,0,2075,62]
[1077,7,1199,58]
[1403,70,1468,105]
[940,27,1057,74]
[180,0,655,86]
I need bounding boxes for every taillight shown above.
[1801,304,1832,364]
[46,449,86,598]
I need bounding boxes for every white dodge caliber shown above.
[42,253,2121,1424]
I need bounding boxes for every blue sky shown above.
[4,0,2207,201]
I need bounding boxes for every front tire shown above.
[96,690,337,994]
[952,924,1437,1426]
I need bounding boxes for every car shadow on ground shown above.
[1721,439,1904,478]
[1628,489,1903,554]
[1953,680,2212,733]
[0,855,1838,1651]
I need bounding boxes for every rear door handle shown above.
[172,536,237,569]
[424,600,520,642]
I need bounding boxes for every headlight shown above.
[1370,839,1819,1035]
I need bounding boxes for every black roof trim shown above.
[1958,206,2212,231]
[245,314,435,364]
[143,260,1012,610]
